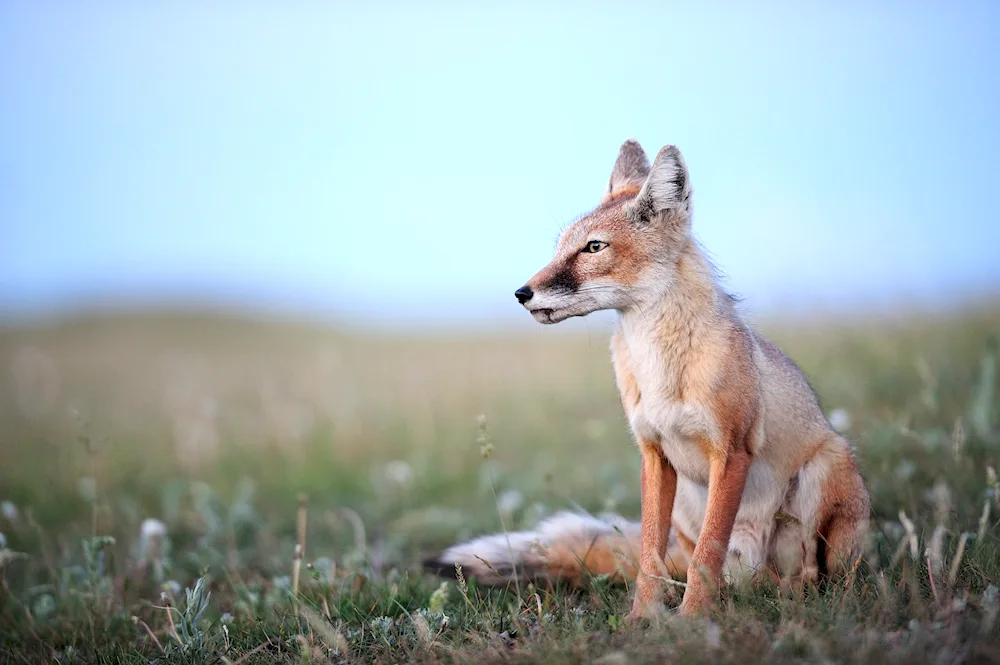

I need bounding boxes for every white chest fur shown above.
[629,397,715,486]
[616,317,720,486]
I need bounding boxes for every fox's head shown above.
[515,140,693,324]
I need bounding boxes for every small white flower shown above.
[383,460,414,487]
[311,557,336,585]
[0,501,17,522]
[32,594,56,619]
[370,615,394,635]
[138,518,169,571]
[220,612,234,625]
[827,408,852,433]
[140,518,168,540]
[496,489,524,515]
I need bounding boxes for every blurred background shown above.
[3,2,998,327]
[1,0,999,587]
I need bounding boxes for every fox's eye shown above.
[582,240,609,254]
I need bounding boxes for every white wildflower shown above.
[827,408,852,433]
[0,501,18,522]
[370,615,394,636]
[382,460,414,487]
[497,489,524,515]
[32,594,55,619]
[311,557,336,585]
[140,518,168,540]
[137,517,169,583]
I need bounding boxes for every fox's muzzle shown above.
[514,285,533,304]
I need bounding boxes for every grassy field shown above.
[1,305,999,664]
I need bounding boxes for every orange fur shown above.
[634,443,678,612]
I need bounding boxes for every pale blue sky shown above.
[2,2,998,328]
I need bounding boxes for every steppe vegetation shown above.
[1,305,999,663]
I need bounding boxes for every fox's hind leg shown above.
[816,446,870,580]
[818,500,869,579]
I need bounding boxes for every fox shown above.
[424,140,871,621]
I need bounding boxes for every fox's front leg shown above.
[627,442,678,622]
[679,447,751,616]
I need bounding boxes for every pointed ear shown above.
[604,139,650,201]
[624,145,691,225]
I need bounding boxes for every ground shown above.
[1,305,999,664]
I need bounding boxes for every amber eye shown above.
[582,240,609,254]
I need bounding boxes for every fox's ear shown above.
[604,139,650,201]
[625,145,691,226]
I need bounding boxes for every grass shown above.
[1,304,999,663]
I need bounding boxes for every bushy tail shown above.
[423,511,688,587]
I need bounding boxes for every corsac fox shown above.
[425,140,871,620]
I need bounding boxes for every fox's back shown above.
[750,330,843,473]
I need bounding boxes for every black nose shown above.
[514,285,533,304]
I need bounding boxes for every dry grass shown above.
[0,304,999,663]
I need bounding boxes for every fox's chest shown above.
[612,326,720,486]
[628,397,714,486]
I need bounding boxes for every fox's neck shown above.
[616,242,731,394]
